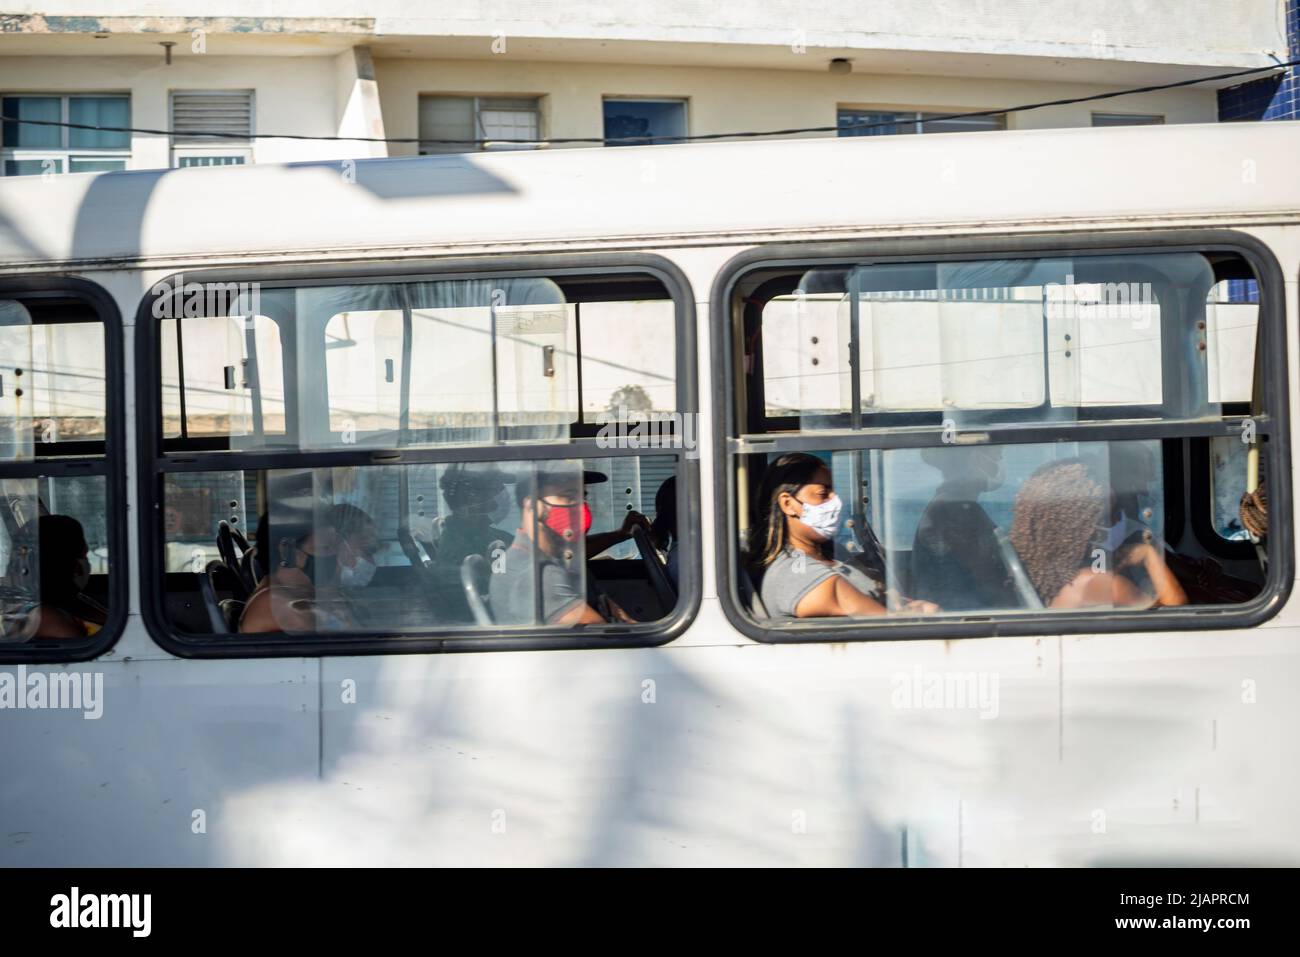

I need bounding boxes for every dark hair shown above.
[651,476,677,547]
[1009,459,1107,604]
[11,515,89,605]
[745,452,831,567]
[330,503,375,542]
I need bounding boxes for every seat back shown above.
[631,524,677,613]
[738,564,770,620]
[992,526,1044,610]
[197,561,231,633]
[219,598,246,633]
[460,553,494,627]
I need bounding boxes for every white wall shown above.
[374,57,1219,155]
[0,54,376,168]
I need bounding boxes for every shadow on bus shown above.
[208,647,933,866]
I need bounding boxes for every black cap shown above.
[515,462,607,504]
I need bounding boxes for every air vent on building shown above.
[170,91,254,143]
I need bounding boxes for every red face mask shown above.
[542,502,592,539]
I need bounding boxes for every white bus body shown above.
[1,122,1298,866]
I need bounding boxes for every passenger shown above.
[432,465,515,577]
[8,515,102,639]
[650,475,679,589]
[749,453,938,621]
[490,463,634,625]
[1086,444,1159,553]
[1008,460,1186,609]
[331,503,381,589]
[239,504,379,633]
[911,445,1020,611]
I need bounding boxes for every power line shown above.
[0,58,1296,148]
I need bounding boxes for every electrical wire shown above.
[0,57,1296,148]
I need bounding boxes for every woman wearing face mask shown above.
[12,515,103,639]
[239,505,378,633]
[332,503,381,589]
[748,453,938,622]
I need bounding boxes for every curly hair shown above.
[1008,460,1107,605]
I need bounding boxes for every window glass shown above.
[757,253,1244,432]
[1206,280,1258,404]
[158,273,676,452]
[0,305,102,455]
[0,300,35,464]
[418,95,540,153]
[67,158,127,174]
[160,455,680,637]
[1,474,111,643]
[1,96,61,149]
[579,299,676,418]
[837,109,1004,137]
[739,439,1233,625]
[0,295,116,656]
[1210,435,1262,541]
[4,158,62,177]
[161,312,286,444]
[176,155,246,168]
[67,97,130,149]
[734,247,1274,639]
[603,99,686,146]
[1092,113,1165,126]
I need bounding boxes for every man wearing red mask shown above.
[489,462,635,626]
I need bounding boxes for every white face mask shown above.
[339,556,376,588]
[798,493,843,541]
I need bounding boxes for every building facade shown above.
[0,1,1294,175]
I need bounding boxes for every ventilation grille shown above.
[171,91,253,144]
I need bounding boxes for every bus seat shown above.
[197,562,231,633]
[992,526,1044,610]
[460,553,494,627]
[631,524,676,613]
[219,598,246,633]
[216,521,251,601]
[738,564,770,620]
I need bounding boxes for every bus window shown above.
[146,267,690,653]
[730,247,1279,638]
[0,292,119,656]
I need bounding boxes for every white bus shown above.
[0,121,1297,866]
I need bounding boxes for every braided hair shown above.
[1009,460,1107,605]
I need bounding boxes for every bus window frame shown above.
[711,229,1292,644]
[0,275,127,664]
[135,252,700,658]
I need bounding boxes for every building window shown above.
[417,96,541,154]
[603,98,687,146]
[170,91,254,167]
[1091,112,1165,126]
[837,108,1005,137]
[1,94,130,176]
